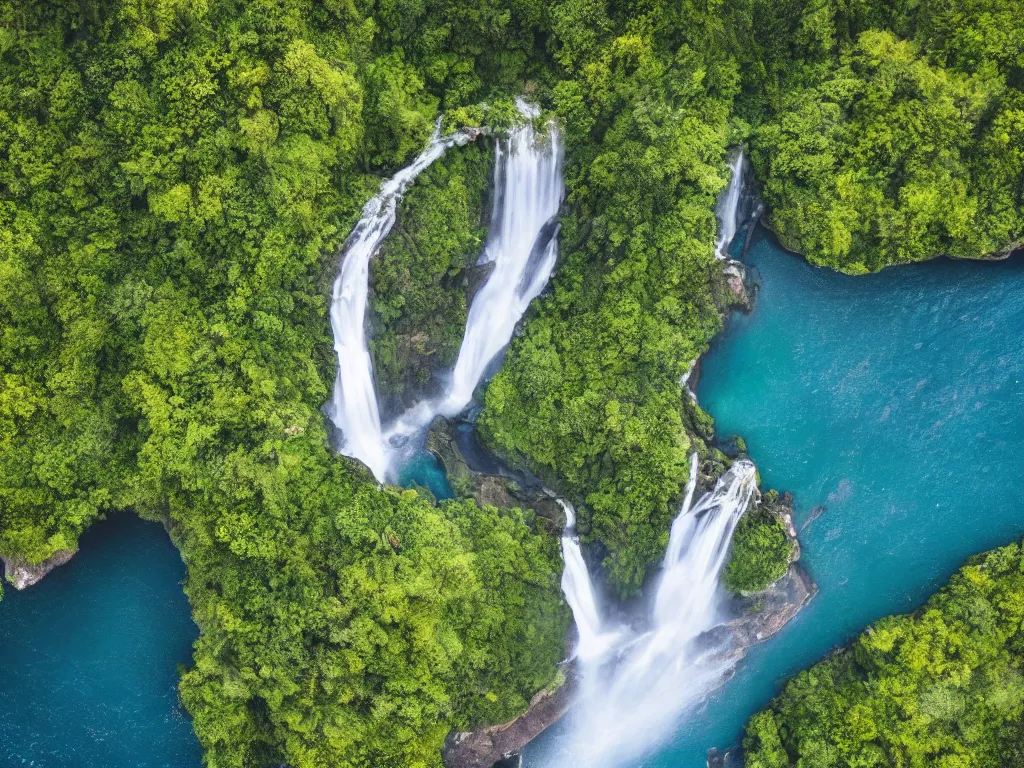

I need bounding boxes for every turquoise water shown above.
[0,514,202,767]
[526,230,1024,766]
[398,450,455,500]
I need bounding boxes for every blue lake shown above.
[526,230,1024,766]
[0,514,202,767]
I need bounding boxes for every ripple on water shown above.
[0,514,201,768]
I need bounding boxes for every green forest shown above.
[744,540,1024,767]
[1,0,1021,765]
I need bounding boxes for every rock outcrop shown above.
[722,259,753,313]
[425,416,565,533]
[443,666,578,768]
[724,563,817,648]
[2,548,77,590]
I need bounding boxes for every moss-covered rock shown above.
[426,417,565,535]
[723,489,797,594]
[368,140,495,415]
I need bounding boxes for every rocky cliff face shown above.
[2,549,77,590]
[724,562,817,647]
[426,416,565,532]
[443,666,578,768]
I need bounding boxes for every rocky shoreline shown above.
[1,549,77,590]
[443,665,579,768]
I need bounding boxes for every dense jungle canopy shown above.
[744,540,1024,768]
[0,0,1020,764]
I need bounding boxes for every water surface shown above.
[527,230,1024,766]
[0,514,201,767]
[397,450,455,500]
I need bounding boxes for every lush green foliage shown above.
[744,540,1024,767]
[5,0,1023,763]
[478,0,740,595]
[723,493,793,593]
[368,140,493,412]
[180,483,567,768]
[744,0,1024,272]
[0,1,568,765]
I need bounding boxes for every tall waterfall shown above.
[558,499,620,662]
[444,103,564,410]
[714,150,745,260]
[327,125,475,480]
[328,102,563,480]
[556,458,758,768]
[383,102,564,452]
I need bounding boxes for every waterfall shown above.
[327,124,475,481]
[443,102,564,410]
[327,102,563,481]
[555,459,758,768]
[661,451,700,567]
[714,150,745,261]
[558,499,620,662]
[383,101,564,452]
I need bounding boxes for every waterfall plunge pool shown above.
[397,451,455,500]
[525,228,1024,767]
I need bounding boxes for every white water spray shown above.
[555,458,758,768]
[328,124,475,480]
[714,150,745,260]
[661,451,700,567]
[558,499,620,662]
[328,102,563,480]
[383,102,564,453]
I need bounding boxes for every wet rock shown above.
[724,563,817,648]
[2,549,77,590]
[723,260,752,312]
[465,260,497,305]
[426,416,565,532]
[719,434,748,459]
[442,665,578,768]
[427,415,477,492]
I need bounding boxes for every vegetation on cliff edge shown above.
[744,540,1024,767]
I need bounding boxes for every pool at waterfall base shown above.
[525,229,1024,767]
[397,450,455,500]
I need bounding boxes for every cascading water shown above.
[327,124,475,481]
[328,101,563,481]
[714,150,745,260]
[555,458,758,768]
[558,499,620,662]
[383,102,565,454]
[660,451,700,568]
[443,103,564,410]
